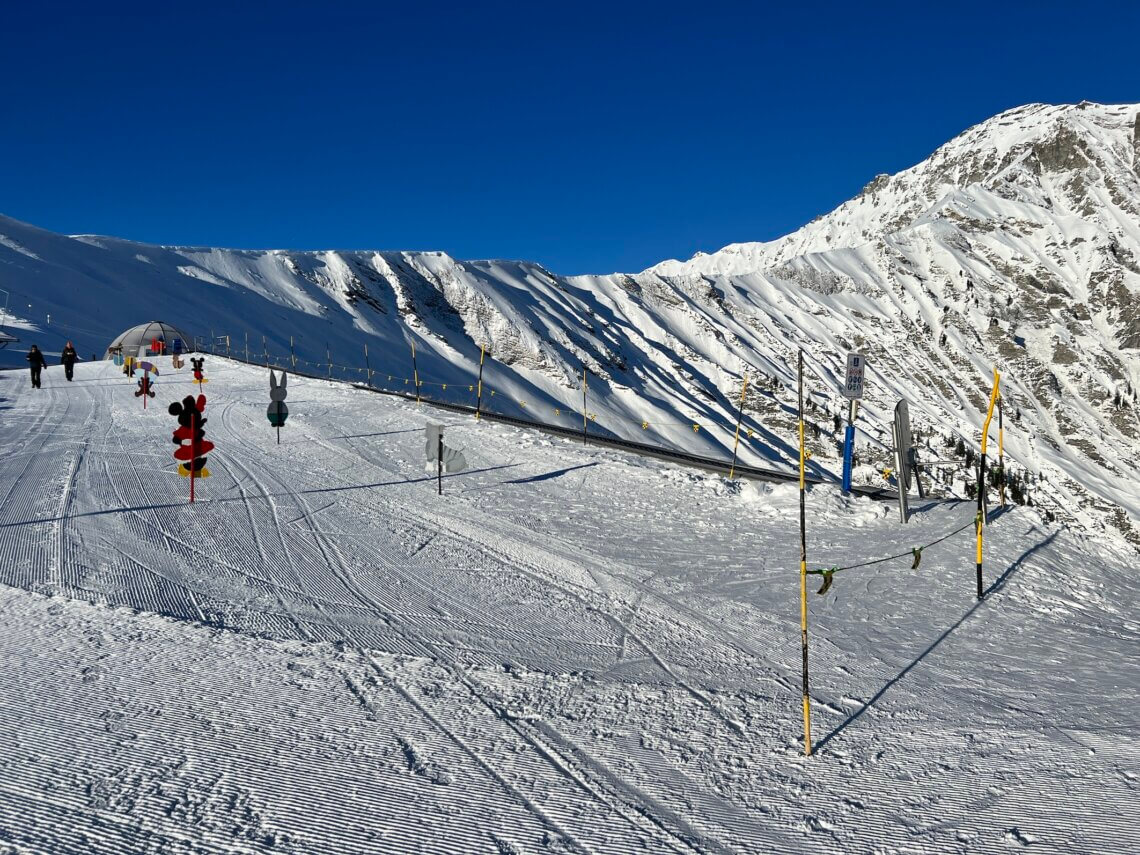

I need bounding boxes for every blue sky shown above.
[2,1,1137,274]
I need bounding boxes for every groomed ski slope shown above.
[0,358,1136,854]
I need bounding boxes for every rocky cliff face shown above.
[1133,112,1140,171]
[603,102,1140,543]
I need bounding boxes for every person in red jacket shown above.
[27,345,47,388]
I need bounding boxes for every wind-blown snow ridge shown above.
[2,100,1140,545]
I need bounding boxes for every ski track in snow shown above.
[0,359,1136,854]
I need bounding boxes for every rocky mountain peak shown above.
[621,102,1140,548]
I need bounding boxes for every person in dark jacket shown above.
[61,341,78,381]
[27,345,47,389]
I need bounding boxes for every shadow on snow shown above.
[813,527,1058,755]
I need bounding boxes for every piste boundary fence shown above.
[196,332,895,500]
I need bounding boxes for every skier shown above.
[61,340,78,381]
[26,345,47,389]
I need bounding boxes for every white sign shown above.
[425,424,442,461]
[893,399,912,524]
[425,424,467,473]
[843,353,866,399]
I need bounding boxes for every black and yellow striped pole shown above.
[997,396,1006,508]
[582,367,589,443]
[798,350,812,756]
[411,340,421,405]
[728,375,750,480]
[476,345,485,420]
[976,370,1001,600]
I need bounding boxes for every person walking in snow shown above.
[61,340,78,381]
[27,345,47,389]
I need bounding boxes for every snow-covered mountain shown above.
[3,100,1139,543]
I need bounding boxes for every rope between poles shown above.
[806,513,980,578]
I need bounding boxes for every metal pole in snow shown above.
[190,409,196,504]
[364,343,372,387]
[728,375,749,479]
[977,370,1000,600]
[998,397,1006,509]
[976,453,985,598]
[798,349,812,756]
[263,335,268,367]
[290,336,296,371]
[245,331,249,363]
[912,442,926,499]
[581,367,588,443]
[476,345,485,420]
[842,399,857,493]
[437,429,443,496]
[413,343,421,401]
[327,343,332,379]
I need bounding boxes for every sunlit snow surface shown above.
[0,359,1135,854]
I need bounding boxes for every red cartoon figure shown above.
[190,357,208,387]
[134,361,159,408]
[169,394,213,502]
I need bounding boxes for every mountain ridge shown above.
[3,100,1140,546]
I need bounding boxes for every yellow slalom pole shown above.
[976,369,1001,599]
[998,396,1007,508]
[411,340,421,405]
[582,367,588,443]
[476,345,485,420]
[981,370,1000,457]
[728,375,750,479]
[798,350,812,756]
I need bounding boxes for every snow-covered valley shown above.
[0,358,1135,854]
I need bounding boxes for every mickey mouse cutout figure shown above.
[190,357,208,387]
[267,370,289,444]
[134,361,159,408]
[169,394,213,502]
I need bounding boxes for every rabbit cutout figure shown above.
[267,370,289,442]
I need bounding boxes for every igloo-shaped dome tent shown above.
[104,321,194,359]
